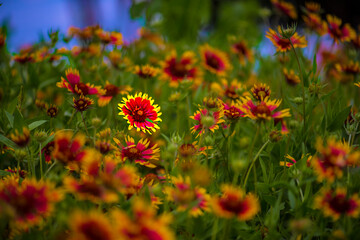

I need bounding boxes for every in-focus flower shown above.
[118,92,162,134]
[327,15,356,44]
[303,13,328,36]
[200,44,231,76]
[46,104,59,118]
[164,176,210,216]
[212,184,260,220]
[251,83,271,101]
[52,131,86,170]
[114,135,160,168]
[9,127,30,148]
[190,108,225,137]
[266,26,307,52]
[98,81,132,107]
[160,51,199,87]
[283,68,301,86]
[280,154,297,167]
[312,137,359,182]
[68,210,115,240]
[57,68,104,96]
[134,64,160,79]
[315,187,360,220]
[73,95,94,112]
[239,96,291,121]
[223,102,245,121]
[0,176,62,228]
[271,0,297,19]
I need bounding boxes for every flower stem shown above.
[39,143,43,179]
[81,112,90,137]
[211,218,219,240]
[44,161,57,177]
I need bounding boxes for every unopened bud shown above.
[92,117,102,128]
[34,130,48,143]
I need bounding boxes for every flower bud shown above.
[293,97,303,104]
[202,115,215,128]
[231,158,248,173]
[269,130,282,142]
[34,130,48,143]
[14,149,27,160]
[91,117,102,128]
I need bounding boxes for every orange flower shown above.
[303,13,328,36]
[73,95,94,112]
[200,44,231,76]
[251,83,271,101]
[229,38,254,65]
[271,0,297,19]
[327,15,356,44]
[212,184,260,220]
[266,26,307,52]
[9,127,30,148]
[134,64,160,79]
[283,68,301,86]
[98,81,132,107]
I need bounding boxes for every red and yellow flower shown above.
[303,13,328,36]
[57,68,104,96]
[271,0,297,19]
[200,44,231,76]
[42,141,55,163]
[239,96,291,121]
[312,137,360,182]
[98,81,132,107]
[114,135,160,168]
[134,64,160,79]
[160,51,199,87]
[52,131,87,171]
[9,127,30,148]
[223,101,245,121]
[333,61,360,83]
[190,107,225,137]
[314,187,360,220]
[229,38,254,65]
[73,94,94,112]
[68,210,115,240]
[211,78,246,102]
[118,92,162,134]
[266,26,307,52]
[327,15,356,44]
[280,154,297,167]
[283,68,301,86]
[212,184,260,220]
[251,83,271,101]
[164,176,210,216]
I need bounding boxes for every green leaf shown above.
[327,106,351,132]
[5,110,14,128]
[0,134,18,149]
[312,53,317,76]
[28,120,48,131]
[0,170,11,176]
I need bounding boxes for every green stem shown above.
[243,139,270,188]
[211,218,219,240]
[81,112,90,137]
[67,109,76,125]
[44,161,57,177]
[39,143,43,179]
[27,147,34,177]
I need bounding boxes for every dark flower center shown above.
[104,84,118,97]
[219,195,245,214]
[206,54,220,69]
[76,82,89,95]
[170,62,188,78]
[80,221,111,240]
[123,146,142,161]
[329,195,351,213]
[254,103,271,116]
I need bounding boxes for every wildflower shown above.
[283,68,301,85]
[177,141,211,161]
[223,102,245,121]
[303,13,328,36]
[211,79,246,102]
[98,81,132,107]
[118,92,162,134]
[327,15,356,44]
[0,176,62,227]
[134,64,160,79]
[57,68,103,96]
[266,26,307,52]
[190,108,225,137]
[212,184,260,220]
[200,44,231,76]
[73,95,94,112]
[42,141,55,163]
[312,138,360,182]
[52,131,86,170]
[229,39,254,65]
[203,97,223,110]
[280,154,297,167]
[4,167,27,178]
[68,210,115,240]
[271,0,297,19]
[239,96,291,121]
[314,187,360,220]
[164,176,210,216]
[114,135,160,168]
[13,52,34,64]
[251,83,271,101]
[46,104,59,118]
[160,51,199,87]
[9,127,30,148]
[304,1,321,13]
[334,61,360,83]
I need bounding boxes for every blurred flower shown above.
[9,127,30,148]
[251,83,271,101]
[98,81,132,107]
[333,61,360,83]
[42,141,55,164]
[239,96,291,121]
[211,79,246,102]
[304,2,321,13]
[266,26,307,52]
[283,68,301,86]
[118,92,162,134]
[160,51,199,87]
[229,38,254,65]
[212,184,260,220]
[46,104,59,118]
[134,64,160,79]
[190,108,225,137]
[52,131,86,171]
[4,167,27,178]
[315,187,360,220]
[164,176,210,216]
[114,135,160,168]
[73,95,94,112]
[303,13,328,35]
[312,137,360,182]
[200,44,231,76]
[327,15,356,44]
[57,68,104,96]
[280,154,297,167]
[223,101,245,121]
[271,0,297,19]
